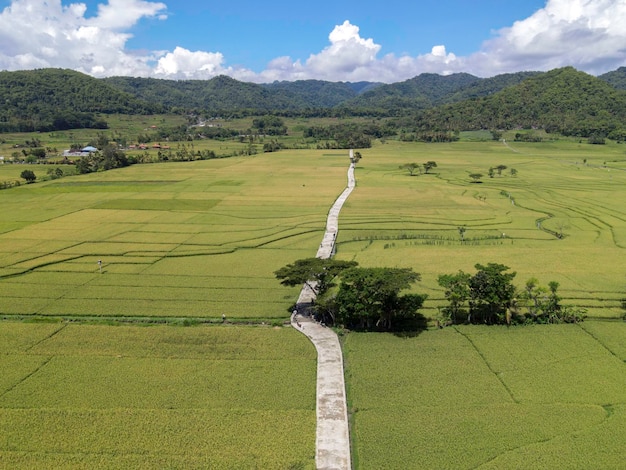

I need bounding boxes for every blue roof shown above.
[82,146,98,152]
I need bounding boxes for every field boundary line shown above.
[579,323,624,362]
[293,159,355,470]
[454,327,519,404]
[0,356,53,399]
[24,323,68,351]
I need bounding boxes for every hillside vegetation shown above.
[2,67,626,139]
[0,69,162,132]
[412,67,626,138]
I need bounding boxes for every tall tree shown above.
[274,258,358,296]
[468,263,517,324]
[423,161,437,173]
[20,169,36,183]
[335,267,427,330]
[437,271,471,324]
[399,162,421,176]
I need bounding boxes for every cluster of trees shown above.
[251,116,288,135]
[75,146,129,174]
[304,124,372,149]
[303,121,397,149]
[438,263,586,326]
[398,130,460,142]
[399,161,437,176]
[275,258,586,331]
[0,69,160,132]
[275,258,427,331]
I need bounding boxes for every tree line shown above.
[275,258,586,332]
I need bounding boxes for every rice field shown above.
[2,132,626,468]
[0,322,317,469]
[0,151,351,320]
[334,138,626,318]
[343,322,626,469]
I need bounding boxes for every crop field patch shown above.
[345,325,626,469]
[94,198,220,211]
[1,151,348,320]
[353,404,606,469]
[0,323,316,469]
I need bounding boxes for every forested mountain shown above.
[413,67,626,137]
[262,80,373,108]
[3,67,626,138]
[0,69,162,132]
[341,72,481,110]
[104,75,282,112]
[441,71,543,103]
[104,76,380,111]
[598,67,626,90]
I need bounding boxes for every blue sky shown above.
[122,1,545,70]
[1,0,625,82]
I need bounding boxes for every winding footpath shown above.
[292,160,356,470]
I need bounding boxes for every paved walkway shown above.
[292,161,355,470]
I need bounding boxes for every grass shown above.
[0,322,317,469]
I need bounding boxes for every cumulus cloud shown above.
[1,0,626,82]
[256,21,462,82]
[0,0,167,76]
[470,0,626,76]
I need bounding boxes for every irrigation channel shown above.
[292,158,356,470]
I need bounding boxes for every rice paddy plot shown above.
[0,151,348,320]
[344,324,626,469]
[0,322,317,469]
[335,140,626,318]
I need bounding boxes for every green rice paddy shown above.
[1,132,625,468]
[344,323,626,469]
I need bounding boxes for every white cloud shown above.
[154,47,229,78]
[0,0,166,76]
[469,0,626,76]
[1,0,626,83]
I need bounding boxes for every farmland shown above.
[0,150,351,320]
[333,138,626,319]
[1,129,625,468]
[0,322,317,468]
[344,323,626,469]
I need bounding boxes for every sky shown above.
[1,0,626,83]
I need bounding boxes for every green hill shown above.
[3,67,626,138]
[342,72,480,110]
[415,67,626,137]
[598,66,626,90]
[0,68,162,131]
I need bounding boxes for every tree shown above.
[469,173,483,183]
[437,271,471,324]
[423,161,437,174]
[496,164,508,176]
[334,267,427,330]
[458,226,466,242]
[399,162,421,176]
[468,263,517,324]
[488,167,495,178]
[20,169,36,183]
[274,257,358,297]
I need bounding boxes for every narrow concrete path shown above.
[293,161,355,470]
